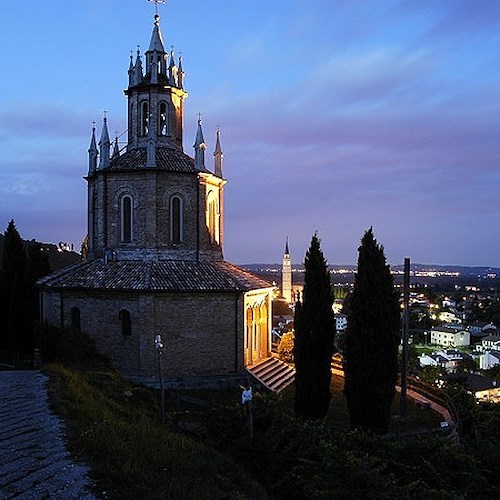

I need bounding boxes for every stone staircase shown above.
[246,357,295,393]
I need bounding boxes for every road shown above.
[0,370,97,499]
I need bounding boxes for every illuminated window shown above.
[206,192,219,244]
[70,307,81,331]
[121,195,132,242]
[141,101,149,135]
[159,102,168,136]
[119,309,131,336]
[171,196,183,243]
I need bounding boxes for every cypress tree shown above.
[294,234,335,419]
[25,240,52,351]
[0,220,29,352]
[344,228,400,433]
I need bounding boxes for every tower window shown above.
[119,309,132,336]
[70,307,81,331]
[171,195,183,243]
[121,195,133,243]
[159,102,168,136]
[207,193,219,244]
[141,101,149,136]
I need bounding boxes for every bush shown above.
[36,323,110,369]
[277,331,294,364]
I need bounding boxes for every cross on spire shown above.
[148,0,165,16]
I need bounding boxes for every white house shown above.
[479,350,500,370]
[334,313,347,332]
[420,350,472,372]
[438,311,459,323]
[430,326,470,347]
[476,335,500,353]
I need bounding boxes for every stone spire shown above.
[98,116,111,169]
[194,117,207,170]
[213,127,223,177]
[146,14,167,80]
[88,124,98,174]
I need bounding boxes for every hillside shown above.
[0,234,81,272]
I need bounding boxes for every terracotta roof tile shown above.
[38,259,273,293]
[107,147,198,173]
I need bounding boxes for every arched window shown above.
[70,307,81,331]
[121,195,132,243]
[119,309,132,336]
[170,195,183,243]
[141,101,149,136]
[206,192,219,244]
[159,102,168,136]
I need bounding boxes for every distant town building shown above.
[446,373,500,403]
[38,9,274,379]
[334,313,347,332]
[476,334,500,353]
[282,237,292,303]
[419,349,472,372]
[467,322,497,338]
[479,350,500,370]
[429,326,470,347]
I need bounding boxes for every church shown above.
[38,9,274,381]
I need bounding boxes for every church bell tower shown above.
[125,13,187,160]
[282,237,292,303]
[85,8,226,263]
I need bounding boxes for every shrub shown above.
[36,322,110,369]
[277,331,294,364]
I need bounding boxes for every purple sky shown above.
[1,0,499,266]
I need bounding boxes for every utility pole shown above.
[400,257,410,419]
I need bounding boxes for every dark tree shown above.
[344,228,400,433]
[0,220,29,352]
[25,240,52,350]
[294,234,335,419]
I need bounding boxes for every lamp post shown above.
[155,334,165,422]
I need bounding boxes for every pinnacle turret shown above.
[178,55,184,88]
[194,117,207,170]
[88,125,98,174]
[112,136,120,158]
[213,127,223,177]
[98,116,111,169]
[132,49,143,86]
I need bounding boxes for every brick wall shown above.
[44,289,245,378]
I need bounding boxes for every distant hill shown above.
[0,234,81,272]
[243,263,500,274]
[242,263,500,288]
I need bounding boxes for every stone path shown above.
[0,371,97,499]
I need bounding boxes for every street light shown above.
[155,335,165,422]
